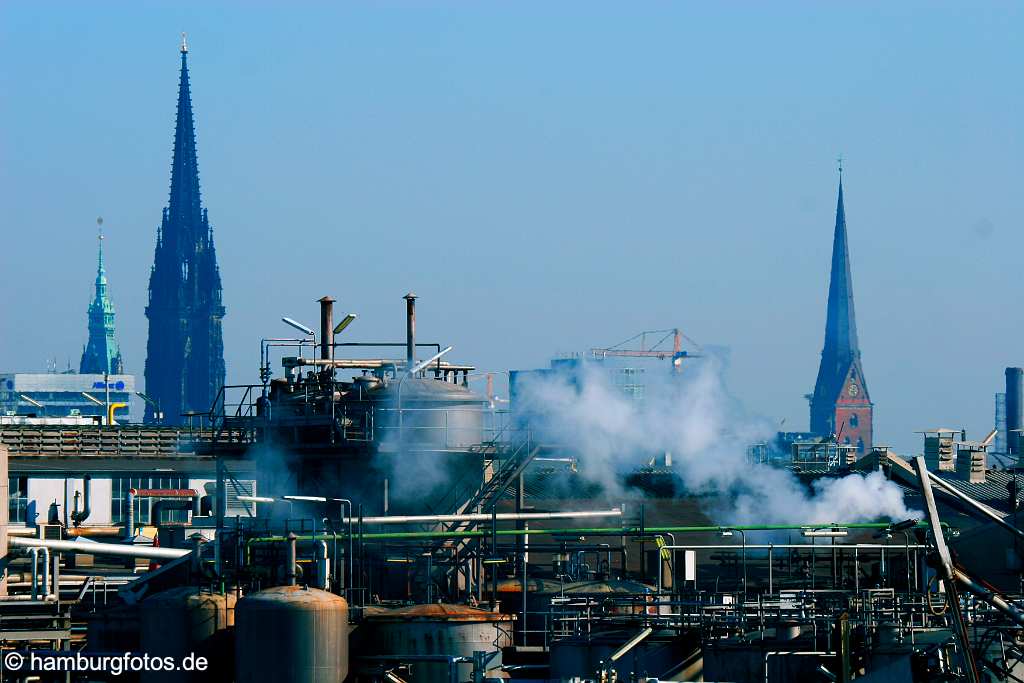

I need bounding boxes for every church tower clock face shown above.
[848,383,859,397]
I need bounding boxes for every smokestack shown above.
[1008,367,1023,456]
[318,296,335,361]
[403,293,417,371]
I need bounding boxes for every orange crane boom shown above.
[590,328,701,373]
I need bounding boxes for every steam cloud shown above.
[515,356,919,525]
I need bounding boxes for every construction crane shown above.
[590,328,701,374]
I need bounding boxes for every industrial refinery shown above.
[2,285,1023,682]
[2,5,1022,683]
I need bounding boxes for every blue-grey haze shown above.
[1,2,1020,453]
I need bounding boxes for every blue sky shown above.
[1,2,1020,452]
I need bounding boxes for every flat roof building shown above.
[0,373,135,423]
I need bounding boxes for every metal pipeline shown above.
[11,536,190,560]
[125,490,135,539]
[28,547,40,599]
[71,475,92,527]
[151,499,194,526]
[27,547,51,600]
[280,357,475,377]
[248,524,928,545]
[889,453,1017,537]
[42,546,50,599]
[286,532,297,586]
[315,540,329,590]
[609,627,653,662]
[341,509,623,526]
[953,566,1024,627]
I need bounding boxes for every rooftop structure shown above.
[0,373,134,423]
[144,37,226,425]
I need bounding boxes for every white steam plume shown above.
[515,356,919,525]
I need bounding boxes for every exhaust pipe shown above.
[318,296,335,361]
[125,489,135,540]
[286,532,297,586]
[403,293,417,371]
[71,475,92,527]
[1007,367,1023,456]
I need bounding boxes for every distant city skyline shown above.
[1,3,1020,452]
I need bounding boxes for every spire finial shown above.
[180,32,188,54]
[96,217,106,276]
[837,154,843,182]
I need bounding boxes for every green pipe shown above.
[245,521,936,545]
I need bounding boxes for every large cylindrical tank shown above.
[371,378,487,449]
[139,587,236,682]
[549,629,689,681]
[86,603,140,653]
[235,585,348,683]
[358,603,513,683]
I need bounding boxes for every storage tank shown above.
[357,603,513,683]
[371,378,487,449]
[235,585,348,683]
[86,603,140,653]
[549,629,693,681]
[139,587,236,682]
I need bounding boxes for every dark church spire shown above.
[810,164,873,452]
[144,38,226,424]
[167,34,203,233]
[821,176,860,363]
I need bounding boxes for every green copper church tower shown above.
[80,225,125,375]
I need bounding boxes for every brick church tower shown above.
[810,172,873,453]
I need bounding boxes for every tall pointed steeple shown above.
[168,34,203,234]
[810,166,873,453]
[144,37,226,424]
[80,219,124,375]
[821,177,859,363]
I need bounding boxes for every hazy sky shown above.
[1,2,1020,453]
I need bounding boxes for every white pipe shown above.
[29,547,39,599]
[10,537,189,560]
[41,546,50,600]
[353,510,622,525]
[610,627,653,662]
[266,504,622,526]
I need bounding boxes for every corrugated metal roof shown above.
[932,468,1021,513]
[364,603,511,622]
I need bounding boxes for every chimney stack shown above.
[956,443,987,484]
[403,293,417,371]
[1007,367,1023,458]
[924,430,956,472]
[318,296,335,361]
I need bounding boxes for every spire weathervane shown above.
[837,154,843,181]
[180,32,188,54]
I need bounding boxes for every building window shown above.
[849,413,859,428]
[9,477,28,524]
[857,437,865,453]
[111,476,189,525]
